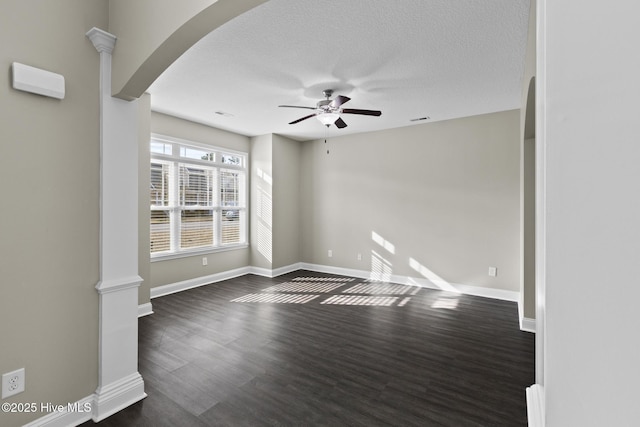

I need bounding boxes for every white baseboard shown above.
[23,395,94,427]
[150,266,251,299]
[23,373,146,427]
[148,262,519,307]
[149,263,304,300]
[93,372,146,422]
[249,263,302,278]
[518,299,536,333]
[520,316,536,333]
[299,263,519,302]
[526,384,545,426]
[137,302,153,318]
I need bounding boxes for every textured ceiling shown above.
[148,0,530,141]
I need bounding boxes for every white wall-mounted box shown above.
[11,62,65,99]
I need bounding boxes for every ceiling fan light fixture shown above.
[279,91,380,129]
[316,112,340,126]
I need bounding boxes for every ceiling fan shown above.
[279,89,382,129]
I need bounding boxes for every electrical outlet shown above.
[2,368,25,399]
[202,257,208,266]
[488,267,498,277]
[328,249,333,258]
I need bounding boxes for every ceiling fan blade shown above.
[334,117,347,129]
[341,108,382,116]
[329,95,351,109]
[289,113,317,125]
[278,105,316,110]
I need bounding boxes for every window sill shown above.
[150,244,249,263]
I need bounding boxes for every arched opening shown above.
[524,76,536,139]
[91,2,269,419]
[522,76,536,328]
[111,0,268,100]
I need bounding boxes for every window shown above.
[150,135,247,258]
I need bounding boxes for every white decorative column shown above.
[86,27,146,421]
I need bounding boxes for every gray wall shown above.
[0,2,523,426]
[272,134,301,269]
[146,112,251,289]
[542,1,640,423]
[0,1,107,425]
[155,110,521,296]
[250,134,274,270]
[520,0,537,320]
[300,110,521,291]
[138,94,152,304]
[523,137,536,319]
[249,133,302,271]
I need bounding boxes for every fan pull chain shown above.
[325,125,329,155]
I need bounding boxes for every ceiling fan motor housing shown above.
[317,99,333,112]
[278,89,381,128]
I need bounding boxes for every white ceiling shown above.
[148,0,530,142]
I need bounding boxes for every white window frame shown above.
[150,133,248,261]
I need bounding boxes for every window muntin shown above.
[150,210,170,253]
[150,161,170,206]
[150,141,172,155]
[179,165,216,207]
[150,135,247,257]
[220,169,241,207]
[180,146,216,162]
[222,153,242,166]
[180,209,214,249]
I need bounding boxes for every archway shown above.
[522,76,536,332]
[110,0,269,100]
[89,1,270,420]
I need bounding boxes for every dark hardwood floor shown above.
[83,271,534,426]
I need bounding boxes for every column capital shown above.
[86,27,117,54]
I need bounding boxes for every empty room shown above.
[2,1,639,427]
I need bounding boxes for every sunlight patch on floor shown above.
[342,283,419,295]
[431,297,459,310]
[232,276,417,307]
[321,295,398,306]
[292,277,355,282]
[231,293,320,304]
[262,281,348,293]
[398,297,411,307]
